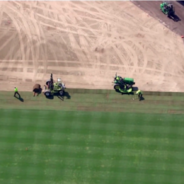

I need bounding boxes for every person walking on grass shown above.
[136,90,143,101]
[14,87,20,98]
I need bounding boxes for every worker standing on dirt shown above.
[136,90,143,101]
[14,87,20,98]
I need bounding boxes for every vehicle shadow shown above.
[45,91,71,101]
[56,91,71,101]
[45,95,54,100]
[170,14,181,22]
[132,86,138,91]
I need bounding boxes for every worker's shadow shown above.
[63,91,71,99]
[139,96,145,101]
[14,95,24,102]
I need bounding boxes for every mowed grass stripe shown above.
[0,92,184,114]
[0,109,184,184]
[1,101,183,111]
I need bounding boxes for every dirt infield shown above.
[0,1,184,92]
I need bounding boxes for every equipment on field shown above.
[113,73,135,94]
[160,2,175,19]
[44,73,66,97]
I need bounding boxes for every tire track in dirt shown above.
[34,3,54,81]
[69,6,99,52]
[80,2,146,75]
[46,1,142,78]
[0,3,4,26]
[1,59,179,80]
[0,12,24,82]
[57,4,94,64]
[21,2,41,81]
[73,1,137,36]
[80,1,135,29]
[5,6,28,81]
[35,10,104,35]
[54,3,91,68]
[0,32,17,52]
[36,14,48,82]
[1,37,21,66]
[22,5,40,68]
[7,2,47,82]
[71,1,140,74]
[1,55,181,84]
[3,2,38,82]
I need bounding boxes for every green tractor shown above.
[113,73,135,94]
[44,73,66,97]
[160,2,175,18]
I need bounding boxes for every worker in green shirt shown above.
[136,90,143,101]
[14,87,20,98]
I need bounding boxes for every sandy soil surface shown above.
[0,1,184,92]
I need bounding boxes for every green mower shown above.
[113,73,135,94]
[160,2,175,18]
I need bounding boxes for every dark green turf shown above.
[0,89,184,184]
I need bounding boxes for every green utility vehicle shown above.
[113,73,135,93]
[44,73,66,97]
[160,2,175,18]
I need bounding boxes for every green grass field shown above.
[0,89,184,184]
